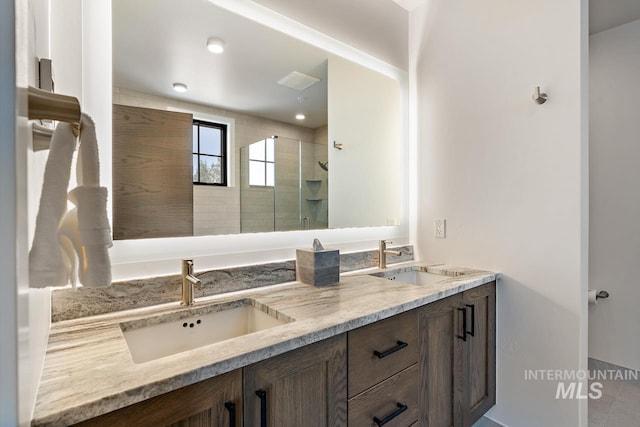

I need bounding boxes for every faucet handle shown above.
[182,259,195,275]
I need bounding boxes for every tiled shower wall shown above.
[301,133,329,230]
[240,135,328,233]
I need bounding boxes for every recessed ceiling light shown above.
[207,37,225,54]
[295,113,306,120]
[173,83,188,93]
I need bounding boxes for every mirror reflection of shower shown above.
[240,135,328,233]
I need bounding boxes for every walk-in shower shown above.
[239,135,328,233]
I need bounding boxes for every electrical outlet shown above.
[434,218,446,238]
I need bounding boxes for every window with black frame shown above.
[192,119,227,186]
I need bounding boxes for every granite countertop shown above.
[32,263,500,426]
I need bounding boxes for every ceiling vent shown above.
[277,71,320,91]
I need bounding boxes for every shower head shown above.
[318,161,328,171]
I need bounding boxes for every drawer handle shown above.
[224,401,236,427]
[256,389,267,427]
[466,304,475,337]
[373,402,408,426]
[373,340,408,359]
[457,307,467,341]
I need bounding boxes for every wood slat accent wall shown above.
[113,104,193,240]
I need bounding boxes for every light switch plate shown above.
[434,218,446,238]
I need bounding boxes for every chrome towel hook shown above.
[333,141,343,150]
[533,86,548,104]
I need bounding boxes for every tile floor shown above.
[470,358,640,427]
[589,358,640,427]
[473,416,503,427]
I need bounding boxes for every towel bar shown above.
[28,86,82,149]
[28,86,81,123]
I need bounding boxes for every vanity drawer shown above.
[348,309,418,397]
[348,363,419,427]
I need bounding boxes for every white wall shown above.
[411,0,588,426]
[7,1,110,423]
[328,56,403,228]
[589,19,640,371]
[0,0,56,424]
[19,1,59,423]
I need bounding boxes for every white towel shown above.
[61,114,113,287]
[29,122,77,287]
[29,113,113,288]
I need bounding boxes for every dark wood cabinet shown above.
[419,292,465,427]
[243,334,348,427]
[73,369,242,427]
[74,283,495,427]
[348,310,420,426]
[461,282,496,426]
[419,281,496,427]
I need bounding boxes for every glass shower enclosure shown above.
[240,136,328,233]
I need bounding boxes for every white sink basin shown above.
[120,299,293,363]
[372,268,449,286]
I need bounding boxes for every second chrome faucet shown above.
[181,259,201,306]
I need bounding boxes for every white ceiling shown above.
[590,0,640,34]
[253,0,409,70]
[113,0,329,129]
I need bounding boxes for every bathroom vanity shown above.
[33,265,498,427]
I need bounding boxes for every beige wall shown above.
[113,87,319,236]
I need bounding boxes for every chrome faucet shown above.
[181,259,201,306]
[378,240,402,269]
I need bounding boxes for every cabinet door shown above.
[243,334,347,427]
[419,293,464,427]
[74,369,242,427]
[461,282,496,427]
